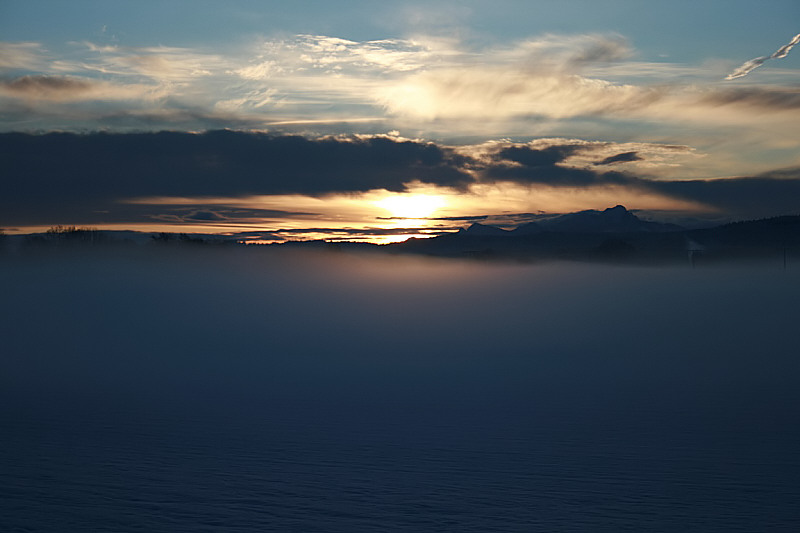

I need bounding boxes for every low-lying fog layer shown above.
[2,248,799,531]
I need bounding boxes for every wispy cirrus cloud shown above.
[0,41,46,70]
[492,33,633,68]
[375,33,800,128]
[230,34,449,82]
[63,42,227,82]
[380,68,662,120]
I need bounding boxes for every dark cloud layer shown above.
[496,145,581,166]
[149,206,317,225]
[2,131,800,228]
[0,130,471,225]
[486,145,630,187]
[652,176,800,219]
[483,147,800,218]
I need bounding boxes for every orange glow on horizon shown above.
[8,182,713,244]
[374,194,447,219]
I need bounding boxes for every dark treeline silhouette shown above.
[21,225,105,248]
[150,232,236,246]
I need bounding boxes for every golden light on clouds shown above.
[112,179,714,245]
[374,193,446,219]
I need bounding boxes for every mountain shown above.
[510,220,542,235]
[393,207,800,264]
[513,205,682,234]
[454,206,681,237]
[460,222,511,237]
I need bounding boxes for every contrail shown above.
[772,33,800,58]
[725,33,800,80]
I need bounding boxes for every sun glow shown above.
[374,194,447,219]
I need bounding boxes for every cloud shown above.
[2,131,799,229]
[377,215,488,222]
[462,138,692,177]
[463,140,646,188]
[230,34,437,82]
[376,34,659,122]
[0,131,472,226]
[725,33,800,80]
[132,204,324,229]
[565,35,632,66]
[0,75,94,99]
[772,33,800,58]
[184,210,227,221]
[650,175,800,218]
[467,140,800,219]
[380,68,662,120]
[295,35,434,72]
[594,152,643,165]
[3,33,798,141]
[233,61,279,81]
[494,33,632,68]
[39,33,648,129]
[483,149,632,187]
[699,87,800,109]
[724,56,769,81]
[496,144,582,166]
[0,75,163,102]
[0,41,45,69]
[78,43,224,81]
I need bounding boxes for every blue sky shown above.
[3,1,796,59]
[1,1,799,239]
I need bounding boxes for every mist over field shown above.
[2,248,800,531]
[4,1,800,530]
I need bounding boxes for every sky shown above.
[1,1,799,242]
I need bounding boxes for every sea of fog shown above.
[2,247,799,531]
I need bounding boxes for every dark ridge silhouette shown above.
[5,206,799,265]
[508,220,543,236]
[460,222,511,237]
[392,206,800,264]
[523,205,682,233]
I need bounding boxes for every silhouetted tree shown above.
[45,225,102,245]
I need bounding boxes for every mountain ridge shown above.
[394,206,800,263]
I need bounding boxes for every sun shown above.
[375,194,446,219]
